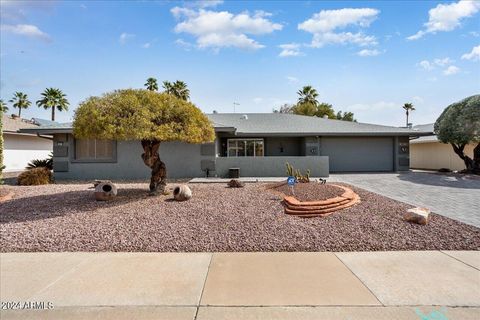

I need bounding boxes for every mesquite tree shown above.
[434,95,480,173]
[73,89,215,193]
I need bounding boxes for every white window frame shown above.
[227,138,264,157]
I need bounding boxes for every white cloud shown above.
[461,45,480,61]
[142,42,151,49]
[119,32,135,45]
[175,38,194,51]
[1,24,51,41]
[433,57,454,66]
[418,60,434,70]
[278,43,303,57]
[417,57,455,70]
[408,0,480,40]
[469,31,480,37]
[357,48,382,56]
[286,76,299,83]
[443,65,460,75]
[171,7,282,50]
[299,8,379,48]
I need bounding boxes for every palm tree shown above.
[9,92,31,117]
[163,80,190,101]
[0,99,8,113]
[36,88,69,121]
[297,85,319,106]
[402,103,415,127]
[144,77,158,91]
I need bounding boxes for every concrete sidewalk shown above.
[1,251,479,319]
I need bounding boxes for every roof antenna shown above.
[233,102,239,113]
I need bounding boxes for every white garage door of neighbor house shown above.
[322,137,394,172]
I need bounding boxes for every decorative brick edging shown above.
[283,185,361,218]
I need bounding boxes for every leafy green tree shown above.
[434,95,480,173]
[36,88,69,121]
[402,102,415,127]
[144,77,158,91]
[9,92,31,117]
[73,89,215,194]
[163,80,190,101]
[292,102,336,119]
[315,102,336,119]
[336,110,356,122]
[0,99,8,113]
[297,85,319,106]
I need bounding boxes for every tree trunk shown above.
[473,142,480,174]
[18,108,21,117]
[141,140,167,194]
[451,143,475,172]
[405,111,409,127]
[51,107,55,121]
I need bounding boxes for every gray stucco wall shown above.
[215,156,329,177]
[53,134,215,180]
[264,137,302,156]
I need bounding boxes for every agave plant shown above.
[26,153,53,170]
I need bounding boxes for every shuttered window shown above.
[74,139,115,161]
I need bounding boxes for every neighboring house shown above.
[20,113,430,180]
[410,123,475,171]
[2,116,53,172]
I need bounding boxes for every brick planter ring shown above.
[283,184,360,217]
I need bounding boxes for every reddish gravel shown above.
[0,183,479,252]
[271,182,345,201]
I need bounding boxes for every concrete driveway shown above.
[329,171,480,228]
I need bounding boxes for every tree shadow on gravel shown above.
[397,172,480,189]
[0,188,159,223]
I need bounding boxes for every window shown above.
[74,139,116,161]
[227,139,264,157]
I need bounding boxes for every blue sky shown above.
[1,0,479,126]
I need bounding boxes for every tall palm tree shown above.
[297,85,319,106]
[0,99,8,113]
[144,77,158,91]
[36,88,69,121]
[163,80,190,101]
[9,92,31,117]
[402,103,415,127]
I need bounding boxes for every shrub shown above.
[17,168,52,186]
[26,153,53,170]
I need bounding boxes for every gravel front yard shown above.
[1,183,479,252]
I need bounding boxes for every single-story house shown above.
[20,113,431,180]
[410,123,475,171]
[2,116,53,172]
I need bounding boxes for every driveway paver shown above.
[196,306,480,320]
[29,253,212,307]
[200,252,381,306]
[336,251,480,306]
[329,172,480,227]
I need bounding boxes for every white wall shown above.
[3,133,53,172]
